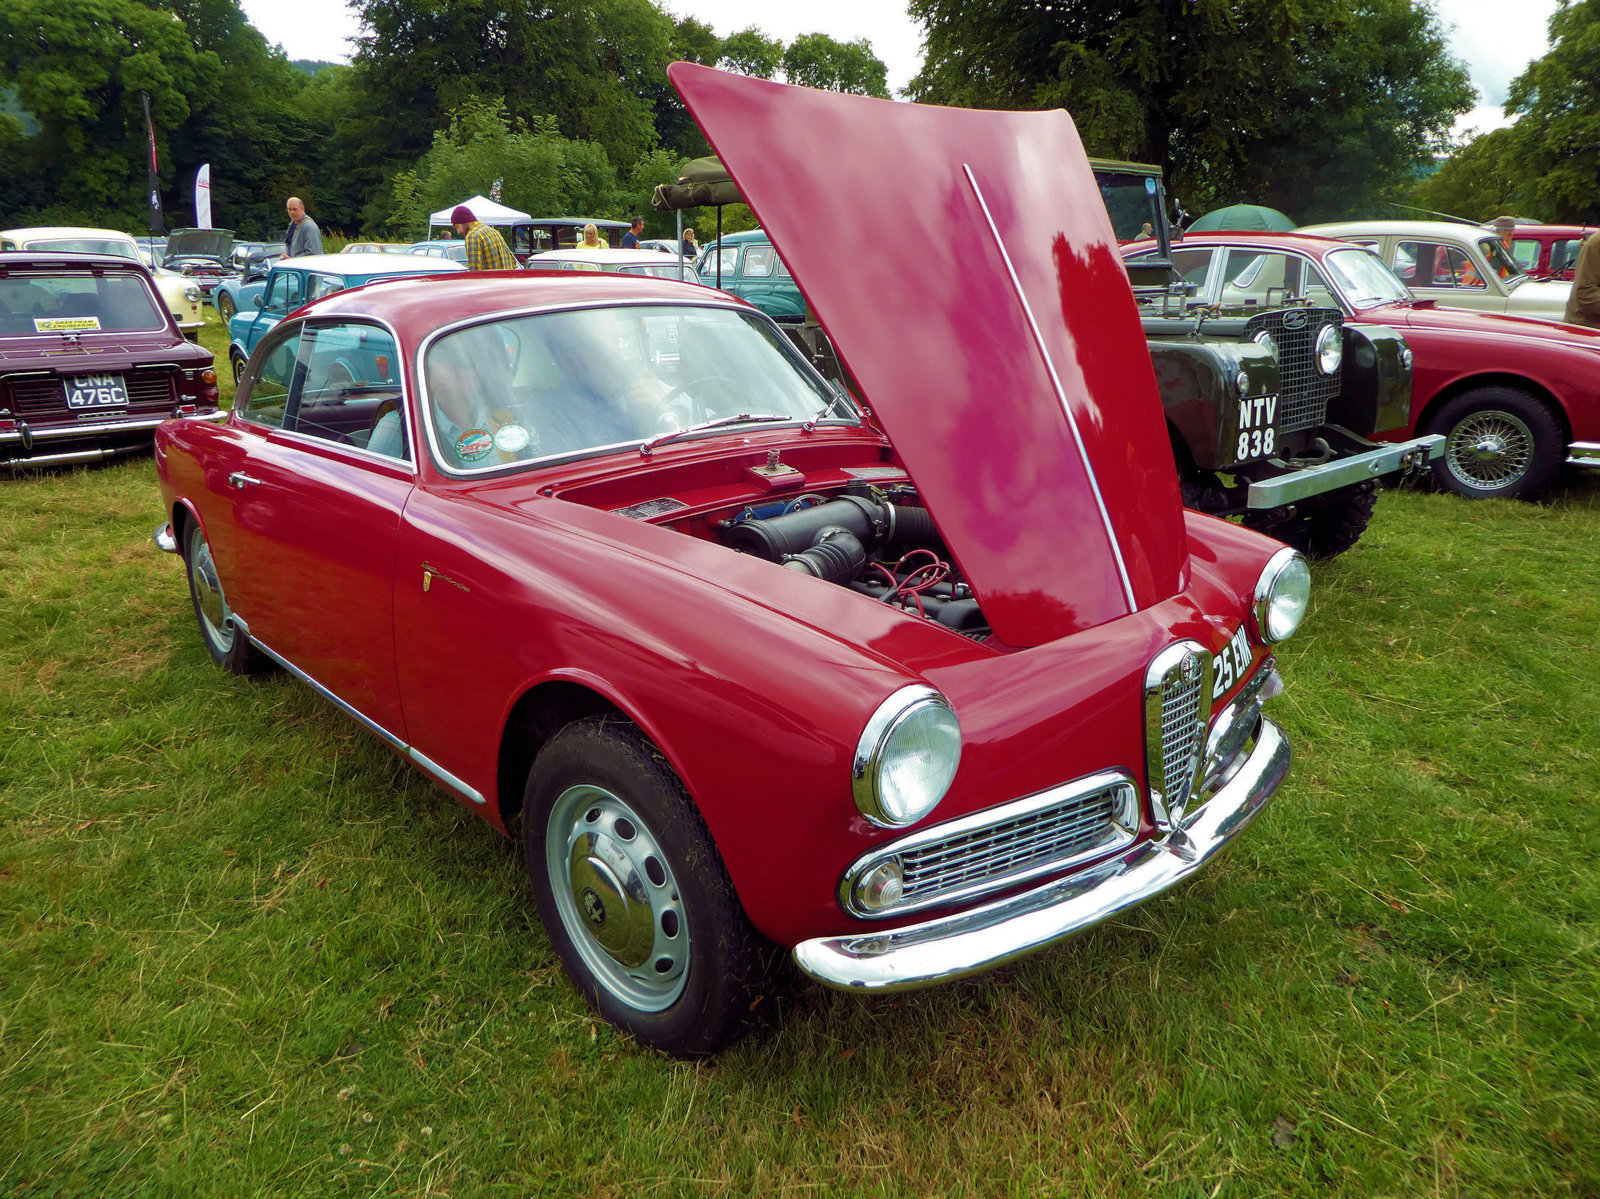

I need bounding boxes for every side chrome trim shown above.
[247,635,489,808]
[962,163,1138,615]
[1244,434,1443,508]
[793,716,1290,992]
[1567,441,1600,467]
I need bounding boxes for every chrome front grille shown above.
[841,771,1140,919]
[1145,641,1215,830]
[1246,308,1340,434]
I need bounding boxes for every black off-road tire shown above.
[523,716,777,1058]
[183,518,267,675]
[1426,387,1564,500]
[1243,479,1377,560]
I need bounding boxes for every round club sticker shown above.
[493,423,532,453]
[456,428,494,463]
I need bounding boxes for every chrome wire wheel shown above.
[187,524,235,655]
[545,783,689,1012]
[1444,408,1534,491]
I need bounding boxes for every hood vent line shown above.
[962,164,1138,615]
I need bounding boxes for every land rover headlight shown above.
[1316,325,1343,374]
[853,686,961,827]
[1252,329,1277,358]
[1253,548,1311,644]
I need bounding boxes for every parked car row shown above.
[8,66,1598,1061]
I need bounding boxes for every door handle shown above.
[228,471,263,489]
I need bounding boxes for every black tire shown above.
[1242,479,1377,560]
[183,518,266,675]
[216,292,236,322]
[229,350,247,386]
[1426,387,1563,500]
[523,716,775,1058]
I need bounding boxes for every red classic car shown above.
[2,251,220,468]
[1489,223,1596,282]
[1125,232,1600,500]
[153,66,1306,1057]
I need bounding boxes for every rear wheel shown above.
[1427,387,1563,500]
[183,519,265,675]
[1243,480,1376,560]
[216,292,236,322]
[229,349,247,386]
[523,716,775,1058]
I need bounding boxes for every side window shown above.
[777,256,792,277]
[306,274,345,301]
[741,245,776,277]
[289,322,408,459]
[1396,241,1482,287]
[1551,240,1582,275]
[265,271,304,312]
[235,326,305,430]
[1169,248,1217,289]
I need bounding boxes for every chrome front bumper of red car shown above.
[793,715,1290,991]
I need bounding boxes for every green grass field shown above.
[2,320,1597,1195]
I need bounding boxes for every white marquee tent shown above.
[427,195,532,228]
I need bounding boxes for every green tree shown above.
[717,28,784,78]
[907,0,1472,220]
[1505,0,1600,223]
[1412,128,1528,222]
[781,34,889,98]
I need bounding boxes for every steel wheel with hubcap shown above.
[229,350,247,386]
[523,716,775,1058]
[1428,387,1563,500]
[184,519,265,675]
[216,292,236,322]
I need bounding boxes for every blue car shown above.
[212,253,273,323]
[226,255,465,382]
[406,239,468,263]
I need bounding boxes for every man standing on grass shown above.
[452,205,517,271]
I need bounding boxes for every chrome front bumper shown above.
[1245,434,1444,508]
[793,715,1290,991]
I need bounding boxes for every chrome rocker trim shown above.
[1567,441,1600,468]
[1245,434,1443,508]
[792,715,1290,991]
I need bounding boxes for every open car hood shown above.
[164,228,235,260]
[669,64,1185,647]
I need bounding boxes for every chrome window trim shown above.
[839,769,1140,919]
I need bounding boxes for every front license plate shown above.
[64,374,129,409]
[1236,393,1278,461]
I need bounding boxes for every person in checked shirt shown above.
[451,205,517,271]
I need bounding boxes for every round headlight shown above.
[183,284,202,302]
[1235,369,1250,396]
[1401,345,1414,369]
[1253,548,1311,644]
[1252,329,1277,358]
[1316,324,1343,374]
[853,686,961,827]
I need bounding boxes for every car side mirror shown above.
[252,295,265,309]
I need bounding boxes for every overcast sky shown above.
[238,0,1559,140]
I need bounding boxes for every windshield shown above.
[25,237,139,261]
[422,304,854,472]
[0,271,166,333]
[1093,171,1163,242]
[1476,237,1528,285]
[1323,248,1412,308]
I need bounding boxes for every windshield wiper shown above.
[638,413,793,456]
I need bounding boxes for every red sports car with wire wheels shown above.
[152,67,1306,1057]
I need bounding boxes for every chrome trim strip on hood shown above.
[964,164,1137,614]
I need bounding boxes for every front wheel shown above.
[1242,479,1376,560]
[1427,387,1563,500]
[216,292,236,322]
[183,518,265,675]
[523,716,775,1058]
[229,350,247,386]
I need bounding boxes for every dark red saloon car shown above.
[1,252,220,469]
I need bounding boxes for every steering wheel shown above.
[661,374,741,422]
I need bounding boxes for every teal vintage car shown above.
[697,229,804,323]
[225,255,465,382]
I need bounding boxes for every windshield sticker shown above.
[34,316,101,332]
[456,429,494,462]
[493,424,532,453]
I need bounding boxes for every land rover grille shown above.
[1246,308,1341,434]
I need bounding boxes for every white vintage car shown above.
[1299,220,1574,323]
